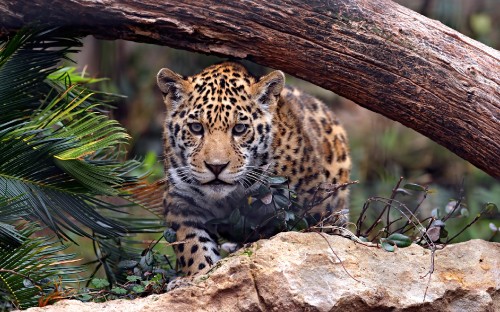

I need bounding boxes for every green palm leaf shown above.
[0,28,81,124]
[0,28,144,239]
[0,224,83,310]
[0,28,168,307]
[0,196,27,248]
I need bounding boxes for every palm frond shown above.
[125,179,166,218]
[0,28,81,124]
[0,196,27,248]
[0,224,83,310]
[0,28,169,300]
[0,29,145,239]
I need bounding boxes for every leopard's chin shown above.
[202,183,238,199]
[202,178,233,186]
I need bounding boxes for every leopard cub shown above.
[157,62,350,276]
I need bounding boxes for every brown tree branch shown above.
[1,0,499,177]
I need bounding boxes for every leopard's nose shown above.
[204,161,229,177]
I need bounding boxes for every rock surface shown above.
[24,232,500,312]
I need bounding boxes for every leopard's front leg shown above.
[163,190,223,277]
[165,217,222,290]
[168,216,221,277]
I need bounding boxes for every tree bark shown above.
[1,0,499,177]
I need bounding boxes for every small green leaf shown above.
[132,285,145,293]
[395,188,412,196]
[273,194,291,209]
[266,176,288,185]
[118,260,138,270]
[403,183,426,192]
[150,273,164,283]
[460,208,469,218]
[126,275,141,282]
[111,287,128,295]
[91,278,110,289]
[163,228,177,243]
[386,233,412,247]
[257,184,272,196]
[79,294,93,302]
[485,203,498,214]
[380,239,395,252]
[445,201,458,213]
[140,256,154,271]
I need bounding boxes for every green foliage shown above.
[0,29,145,241]
[403,183,427,192]
[0,196,26,249]
[0,223,82,310]
[90,278,110,289]
[205,176,306,243]
[75,244,176,302]
[201,175,356,246]
[0,28,166,310]
[380,233,412,252]
[354,179,499,253]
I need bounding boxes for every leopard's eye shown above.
[232,124,247,136]
[188,122,204,135]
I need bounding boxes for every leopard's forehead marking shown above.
[184,63,257,131]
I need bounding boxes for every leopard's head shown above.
[157,62,284,200]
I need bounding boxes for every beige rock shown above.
[23,232,500,312]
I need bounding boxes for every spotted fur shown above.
[157,62,351,276]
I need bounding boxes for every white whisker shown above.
[245,172,268,185]
[171,166,198,185]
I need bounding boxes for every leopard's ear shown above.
[252,70,285,110]
[157,68,188,107]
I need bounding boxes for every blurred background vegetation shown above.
[69,0,498,248]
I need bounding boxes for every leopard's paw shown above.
[220,242,240,254]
